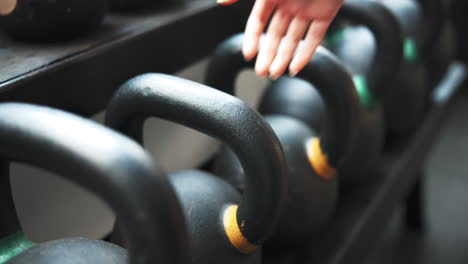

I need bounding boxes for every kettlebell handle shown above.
[105,74,287,245]
[338,0,404,99]
[205,34,359,167]
[0,103,188,264]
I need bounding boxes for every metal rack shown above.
[0,0,251,115]
[1,0,467,262]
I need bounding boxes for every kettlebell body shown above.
[213,115,338,246]
[206,34,360,247]
[0,0,107,42]
[0,103,188,264]
[105,73,287,264]
[380,0,429,137]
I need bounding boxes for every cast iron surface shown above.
[264,63,467,264]
[105,73,287,264]
[0,103,188,264]
[0,0,250,115]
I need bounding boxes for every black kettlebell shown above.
[0,103,188,264]
[260,0,404,184]
[0,0,107,42]
[378,0,428,138]
[205,34,360,247]
[105,73,287,264]
[416,0,456,89]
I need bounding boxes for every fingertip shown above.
[217,0,238,5]
[288,64,300,77]
[269,63,285,80]
[242,48,256,61]
[255,62,269,77]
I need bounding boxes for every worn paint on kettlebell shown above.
[404,38,419,63]
[324,24,347,48]
[306,138,336,180]
[222,205,257,254]
[0,232,35,264]
[0,0,16,16]
[353,75,375,109]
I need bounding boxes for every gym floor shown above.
[366,88,468,264]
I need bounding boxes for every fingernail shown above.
[217,0,236,5]
[289,69,299,77]
[270,73,280,80]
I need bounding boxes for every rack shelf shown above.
[0,0,251,115]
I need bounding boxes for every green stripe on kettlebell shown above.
[404,38,419,63]
[0,232,35,264]
[324,25,347,48]
[353,75,375,109]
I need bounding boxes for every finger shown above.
[217,0,239,5]
[243,0,277,61]
[269,15,310,79]
[289,19,331,76]
[255,7,294,76]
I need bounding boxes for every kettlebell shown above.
[416,0,456,89]
[260,0,404,184]
[104,73,287,264]
[0,103,188,264]
[379,0,429,138]
[206,34,360,247]
[0,0,107,42]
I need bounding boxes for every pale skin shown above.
[218,0,344,79]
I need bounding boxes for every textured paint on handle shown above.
[0,231,35,264]
[353,75,375,109]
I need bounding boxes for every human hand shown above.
[218,0,343,79]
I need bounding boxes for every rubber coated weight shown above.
[206,34,360,247]
[105,73,287,264]
[0,0,107,42]
[0,103,187,264]
[261,0,404,184]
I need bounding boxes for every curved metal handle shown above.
[0,103,188,264]
[205,33,359,166]
[105,73,287,245]
[337,0,404,99]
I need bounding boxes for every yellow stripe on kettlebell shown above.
[223,204,257,254]
[306,137,336,180]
